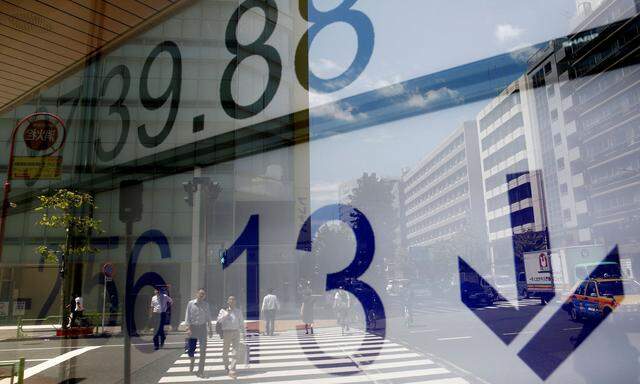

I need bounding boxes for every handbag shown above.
[215,320,223,338]
[236,342,250,366]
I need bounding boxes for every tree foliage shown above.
[347,173,399,266]
[34,189,103,263]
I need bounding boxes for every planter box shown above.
[56,327,93,337]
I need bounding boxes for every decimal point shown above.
[193,114,204,133]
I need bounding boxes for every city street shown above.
[0,298,637,383]
[0,326,471,384]
[388,297,640,384]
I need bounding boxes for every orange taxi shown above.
[567,278,640,322]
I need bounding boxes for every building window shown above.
[560,183,568,195]
[544,62,552,74]
[554,133,562,146]
[564,209,572,221]
[550,109,558,122]
[557,157,565,170]
[547,86,555,98]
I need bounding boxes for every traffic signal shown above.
[182,181,196,207]
[205,181,222,203]
[119,180,143,223]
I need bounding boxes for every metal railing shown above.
[0,358,25,384]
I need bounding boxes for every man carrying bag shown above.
[184,288,213,378]
[217,295,245,379]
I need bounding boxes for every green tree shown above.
[347,173,399,276]
[34,189,103,328]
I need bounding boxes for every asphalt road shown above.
[0,298,637,384]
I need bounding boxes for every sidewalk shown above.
[0,318,340,342]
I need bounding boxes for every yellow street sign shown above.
[12,156,62,180]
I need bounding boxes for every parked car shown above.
[461,281,495,307]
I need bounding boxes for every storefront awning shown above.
[0,0,188,114]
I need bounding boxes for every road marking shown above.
[0,346,100,383]
[502,331,535,336]
[403,379,471,384]
[0,359,47,363]
[160,327,470,384]
[562,327,583,331]
[170,352,423,370]
[436,336,472,341]
[410,329,440,334]
[182,344,409,358]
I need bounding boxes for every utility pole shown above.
[119,180,143,384]
[182,172,222,296]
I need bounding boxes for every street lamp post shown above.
[0,112,67,261]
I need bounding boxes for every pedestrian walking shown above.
[402,284,415,327]
[150,287,173,350]
[300,282,314,335]
[184,288,214,378]
[217,296,245,379]
[334,288,351,335]
[67,294,84,328]
[261,288,280,336]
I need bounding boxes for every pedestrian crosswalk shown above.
[158,327,470,383]
[414,298,542,316]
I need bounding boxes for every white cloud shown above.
[309,58,346,77]
[310,181,341,208]
[309,92,368,122]
[495,24,524,43]
[508,42,539,63]
[406,87,463,109]
[373,76,407,97]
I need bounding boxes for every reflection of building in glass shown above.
[0,0,306,322]
[401,121,486,249]
[559,0,640,261]
[476,78,548,270]
[525,41,586,248]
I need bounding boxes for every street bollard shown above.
[15,318,23,340]
[17,358,24,384]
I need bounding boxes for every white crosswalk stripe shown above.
[158,327,470,383]
[414,298,542,315]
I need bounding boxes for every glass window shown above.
[0,1,638,382]
[554,133,562,145]
[576,282,588,296]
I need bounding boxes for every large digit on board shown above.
[125,230,171,352]
[221,215,260,320]
[220,0,282,119]
[296,204,385,368]
[296,0,374,93]
[138,41,182,148]
[96,65,131,161]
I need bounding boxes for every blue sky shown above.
[306,0,578,209]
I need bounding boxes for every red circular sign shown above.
[102,263,115,278]
[23,119,59,151]
[539,253,548,269]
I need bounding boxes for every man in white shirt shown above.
[217,295,245,379]
[185,288,214,378]
[261,288,280,336]
[150,287,173,350]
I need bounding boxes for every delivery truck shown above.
[519,245,612,304]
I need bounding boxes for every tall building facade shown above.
[559,0,640,261]
[402,121,486,250]
[476,78,548,271]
